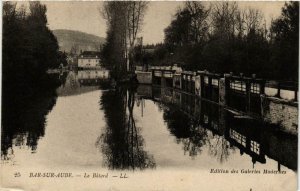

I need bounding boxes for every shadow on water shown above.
[138,85,297,171]
[97,85,156,170]
[1,70,297,172]
[1,69,112,162]
[1,73,63,161]
[162,105,208,158]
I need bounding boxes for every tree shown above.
[2,1,61,91]
[270,2,299,80]
[164,2,210,70]
[70,44,79,55]
[101,1,148,79]
[101,2,128,79]
[126,2,148,71]
[98,86,156,170]
[210,2,238,40]
[185,2,210,44]
[164,8,193,47]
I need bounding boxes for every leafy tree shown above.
[270,1,299,80]
[101,1,148,80]
[160,1,296,80]
[2,1,62,97]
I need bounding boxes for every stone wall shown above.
[195,75,201,96]
[136,71,152,84]
[261,95,298,135]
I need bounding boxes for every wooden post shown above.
[151,69,155,85]
[161,70,166,87]
[276,82,281,98]
[195,74,201,96]
[219,78,226,106]
[172,70,175,88]
[260,80,265,95]
[224,74,231,107]
[208,76,212,99]
[181,73,184,91]
[246,80,251,113]
[200,75,204,98]
[294,82,298,101]
[188,74,192,93]
[186,74,188,92]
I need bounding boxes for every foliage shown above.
[3,1,62,90]
[141,2,298,81]
[270,1,299,81]
[101,1,148,80]
[98,86,156,170]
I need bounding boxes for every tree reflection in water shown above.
[162,105,207,159]
[200,100,232,164]
[98,86,155,170]
[207,134,231,163]
[1,74,62,161]
[159,91,232,162]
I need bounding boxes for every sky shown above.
[42,1,285,45]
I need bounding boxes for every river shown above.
[1,70,297,191]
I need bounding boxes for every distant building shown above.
[78,51,102,69]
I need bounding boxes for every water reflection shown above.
[1,74,61,161]
[162,104,207,158]
[1,72,297,173]
[98,86,156,170]
[56,70,110,96]
[138,86,297,171]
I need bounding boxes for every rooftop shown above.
[79,51,101,58]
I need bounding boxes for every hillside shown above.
[52,29,105,53]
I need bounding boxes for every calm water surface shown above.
[1,70,297,190]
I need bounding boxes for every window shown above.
[230,80,246,92]
[251,83,260,94]
[154,71,161,77]
[230,129,246,147]
[251,140,260,154]
[204,115,209,124]
[212,78,219,86]
[211,121,218,129]
[204,76,209,84]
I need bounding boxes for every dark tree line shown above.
[142,2,298,81]
[270,1,299,81]
[3,1,62,92]
[1,84,58,160]
[2,2,64,157]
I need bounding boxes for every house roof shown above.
[79,51,101,58]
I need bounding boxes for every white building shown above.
[78,51,102,69]
[78,70,110,80]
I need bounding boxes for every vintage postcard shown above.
[1,1,298,191]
